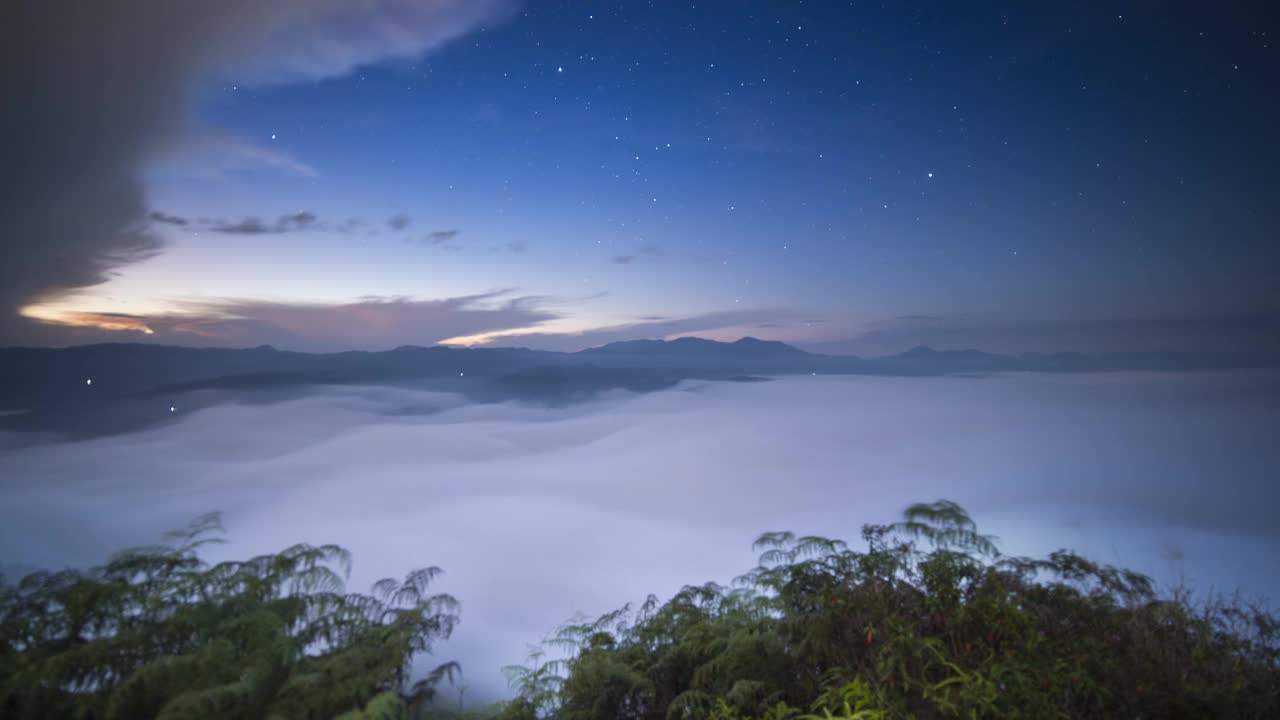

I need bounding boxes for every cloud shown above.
[408,229,463,249]
[18,284,786,353]
[209,212,321,235]
[19,291,560,352]
[414,229,463,247]
[151,131,318,180]
[148,212,190,227]
[609,243,661,265]
[206,1,520,86]
[0,0,517,344]
[388,214,413,231]
[222,138,318,177]
[2,373,1278,700]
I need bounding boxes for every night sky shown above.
[4,1,1278,353]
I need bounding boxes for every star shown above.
[85,378,92,386]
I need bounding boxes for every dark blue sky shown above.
[7,1,1278,352]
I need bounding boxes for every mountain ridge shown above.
[3,337,1277,440]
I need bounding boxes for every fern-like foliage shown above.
[501,500,1280,720]
[0,514,460,719]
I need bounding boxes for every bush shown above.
[0,514,460,719]
[503,501,1279,720]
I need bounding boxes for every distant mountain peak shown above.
[584,336,807,357]
[899,345,939,357]
[893,346,996,360]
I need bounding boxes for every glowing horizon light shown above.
[20,303,155,335]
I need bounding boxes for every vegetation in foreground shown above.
[500,502,1279,720]
[2,502,1277,719]
[0,514,459,719]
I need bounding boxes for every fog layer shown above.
[2,372,1278,701]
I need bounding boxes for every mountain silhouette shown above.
[1,338,1275,438]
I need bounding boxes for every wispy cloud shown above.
[148,212,189,227]
[209,212,321,235]
[149,131,319,181]
[413,229,463,248]
[609,242,662,266]
[18,291,560,352]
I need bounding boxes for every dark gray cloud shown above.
[210,211,320,235]
[611,255,636,265]
[148,212,190,227]
[412,230,462,248]
[2,373,1277,700]
[2,4,178,335]
[388,214,413,231]
[0,0,517,344]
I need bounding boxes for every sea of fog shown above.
[2,371,1278,701]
